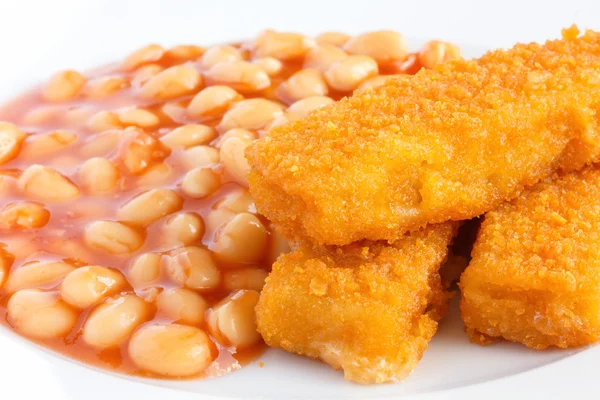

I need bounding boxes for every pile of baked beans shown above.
[0,30,459,379]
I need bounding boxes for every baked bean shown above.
[182,145,220,168]
[181,167,221,199]
[303,44,348,73]
[4,261,75,294]
[214,187,255,213]
[166,45,205,61]
[253,30,315,60]
[71,108,96,126]
[214,128,257,147]
[140,64,203,100]
[160,124,217,149]
[205,188,255,233]
[355,74,404,93]
[128,324,214,377]
[266,115,289,131]
[205,209,235,235]
[220,137,251,186]
[252,57,283,76]
[212,212,267,264]
[118,188,183,227]
[86,110,121,132]
[84,76,129,99]
[0,122,26,165]
[64,107,95,127]
[83,294,152,348]
[286,96,334,120]
[117,108,160,128]
[132,64,165,86]
[20,130,77,160]
[223,268,268,292]
[84,220,144,254]
[60,266,127,309]
[163,212,205,245]
[122,131,171,175]
[200,45,243,69]
[21,105,63,126]
[138,286,162,303]
[79,130,120,158]
[218,98,283,131]
[156,288,207,325]
[0,174,15,197]
[419,40,462,69]
[0,30,445,378]
[80,157,120,195]
[129,253,162,288]
[42,70,86,102]
[187,86,242,118]
[325,55,379,92]
[266,226,291,265]
[207,290,260,348]
[315,31,351,47]
[121,44,165,71]
[18,165,80,201]
[136,163,174,188]
[344,30,408,64]
[7,290,77,339]
[278,68,328,103]
[51,238,95,263]
[0,250,11,289]
[161,101,187,123]
[268,115,290,130]
[167,246,220,290]
[3,237,37,262]
[205,61,270,93]
[387,53,422,75]
[0,201,50,229]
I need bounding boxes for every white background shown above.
[1,0,600,399]
[1,0,600,90]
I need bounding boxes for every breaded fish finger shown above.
[248,27,600,246]
[256,223,458,384]
[460,166,600,349]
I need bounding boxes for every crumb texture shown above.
[460,166,600,349]
[256,223,458,383]
[248,29,600,245]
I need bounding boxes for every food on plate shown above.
[256,223,458,384]
[247,27,600,246]
[0,29,452,380]
[461,166,600,349]
[9,22,597,386]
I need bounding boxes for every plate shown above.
[0,299,587,399]
[0,1,599,399]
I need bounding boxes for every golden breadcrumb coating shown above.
[248,27,600,246]
[460,166,600,349]
[256,223,458,384]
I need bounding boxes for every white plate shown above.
[1,1,600,399]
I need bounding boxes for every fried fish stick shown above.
[248,27,600,246]
[256,223,458,384]
[460,166,600,349]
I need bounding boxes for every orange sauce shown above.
[0,35,426,380]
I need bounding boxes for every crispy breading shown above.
[256,223,458,384]
[460,166,600,349]
[248,27,600,246]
